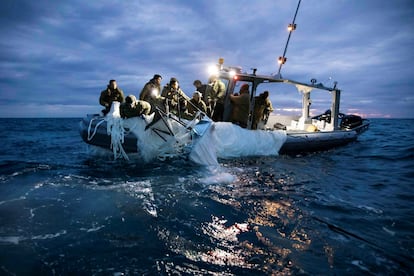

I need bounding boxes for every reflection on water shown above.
[1,118,413,274]
[153,165,317,274]
[157,216,252,270]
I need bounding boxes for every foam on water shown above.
[0,230,67,245]
[199,172,236,185]
[85,179,159,217]
[0,236,21,245]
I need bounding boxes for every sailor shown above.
[119,95,151,119]
[161,77,190,115]
[139,74,163,112]
[229,83,250,128]
[192,80,208,104]
[262,91,274,121]
[252,93,266,130]
[208,76,226,121]
[252,91,274,129]
[194,79,216,117]
[187,91,207,117]
[99,79,125,115]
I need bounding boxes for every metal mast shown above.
[277,0,302,76]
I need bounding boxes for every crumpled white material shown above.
[105,102,129,160]
[190,122,287,165]
[212,122,287,159]
[105,103,287,165]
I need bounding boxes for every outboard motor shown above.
[340,114,363,130]
[312,109,332,123]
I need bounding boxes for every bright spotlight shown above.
[208,65,219,76]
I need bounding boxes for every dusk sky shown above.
[1,0,413,118]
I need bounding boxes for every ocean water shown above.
[0,118,413,275]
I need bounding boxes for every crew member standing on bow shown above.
[99,79,125,115]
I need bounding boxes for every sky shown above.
[0,0,413,118]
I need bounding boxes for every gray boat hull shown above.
[79,114,370,156]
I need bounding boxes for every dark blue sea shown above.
[0,118,413,275]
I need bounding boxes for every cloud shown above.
[0,0,413,118]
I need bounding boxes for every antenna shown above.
[277,0,302,75]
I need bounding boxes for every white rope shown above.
[105,102,129,161]
[106,116,129,160]
[87,117,105,141]
[96,103,201,162]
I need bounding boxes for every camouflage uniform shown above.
[187,97,207,116]
[161,84,190,115]
[139,80,161,102]
[161,84,190,101]
[120,96,151,118]
[263,97,274,119]
[209,79,226,121]
[139,79,162,113]
[252,92,274,129]
[99,86,125,115]
[229,85,250,128]
[252,94,266,129]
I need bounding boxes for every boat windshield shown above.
[219,77,229,93]
[256,81,335,117]
[233,80,253,95]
